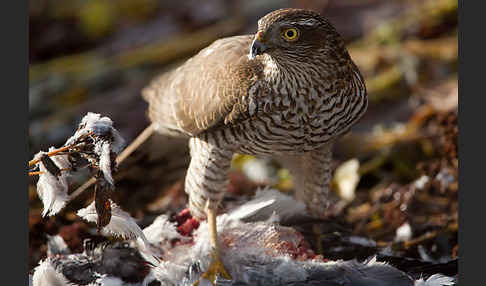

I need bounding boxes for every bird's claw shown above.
[193,250,231,286]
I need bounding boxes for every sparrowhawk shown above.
[142,8,367,284]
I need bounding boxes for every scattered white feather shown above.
[241,158,276,184]
[32,259,70,286]
[90,116,115,137]
[228,191,276,221]
[150,261,188,286]
[35,148,71,217]
[365,255,378,265]
[414,175,430,190]
[37,188,456,286]
[81,112,102,125]
[132,215,186,266]
[90,275,125,286]
[131,237,161,267]
[99,141,114,185]
[417,245,436,262]
[333,159,360,202]
[64,112,125,155]
[77,200,150,247]
[228,187,307,222]
[142,215,184,244]
[415,274,456,286]
[110,129,125,155]
[47,234,71,256]
[64,113,98,146]
[395,222,412,242]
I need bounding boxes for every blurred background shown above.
[29,0,458,274]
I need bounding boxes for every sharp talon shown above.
[192,194,231,285]
[192,249,232,286]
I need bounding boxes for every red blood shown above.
[177,220,194,236]
[172,238,194,247]
[189,218,200,229]
[263,228,319,261]
[174,209,201,236]
[174,208,192,226]
[172,208,323,262]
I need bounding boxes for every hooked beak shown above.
[249,32,267,59]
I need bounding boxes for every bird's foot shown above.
[193,249,231,286]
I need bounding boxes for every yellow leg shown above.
[193,204,232,286]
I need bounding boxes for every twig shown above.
[28,131,94,167]
[29,168,71,176]
[28,145,72,167]
[377,222,458,249]
[69,123,156,200]
[115,123,155,164]
[401,222,458,249]
[69,177,96,200]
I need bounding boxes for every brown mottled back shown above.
[142,35,263,137]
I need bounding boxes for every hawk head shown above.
[249,8,348,66]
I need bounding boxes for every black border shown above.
[458,0,480,285]
[3,0,29,284]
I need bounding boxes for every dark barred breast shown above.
[207,65,367,156]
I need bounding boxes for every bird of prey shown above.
[142,8,367,284]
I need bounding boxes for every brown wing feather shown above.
[142,35,262,137]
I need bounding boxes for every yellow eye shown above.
[282,28,299,41]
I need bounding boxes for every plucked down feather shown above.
[31,189,456,286]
